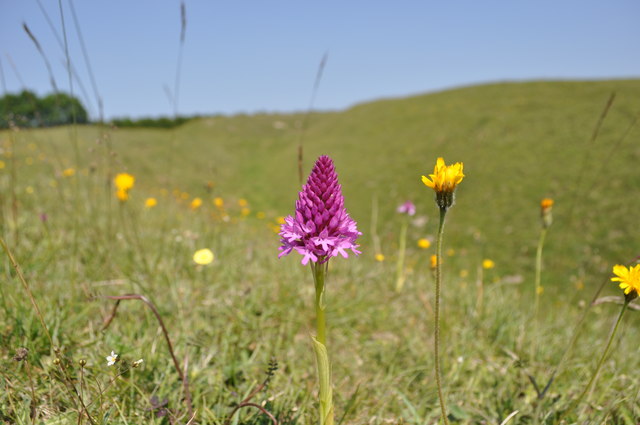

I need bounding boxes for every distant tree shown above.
[0,90,88,128]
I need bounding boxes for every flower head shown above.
[375,253,385,262]
[132,359,144,368]
[279,155,361,265]
[213,197,224,208]
[417,238,431,249]
[190,197,203,210]
[482,259,495,270]
[611,264,640,301]
[397,201,416,216]
[421,157,464,210]
[114,173,135,201]
[106,351,118,366]
[540,198,554,228]
[430,254,438,270]
[193,248,214,265]
[62,168,75,177]
[145,197,157,208]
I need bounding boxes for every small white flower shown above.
[132,358,144,368]
[106,351,118,366]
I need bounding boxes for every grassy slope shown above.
[46,79,640,285]
[2,80,640,424]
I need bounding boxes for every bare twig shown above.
[101,294,194,418]
[225,359,279,425]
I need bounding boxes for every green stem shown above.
[311,262,334,425]
[395,220,408,292]
[566,300,629,417]
[434,207,450,425]
[531,227,548,360]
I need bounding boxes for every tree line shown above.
[0,90,194,129]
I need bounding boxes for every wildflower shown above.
[145,197,158,208]
[536,286,544,295]
[278,155,361,265]
[421,157,464,210]
[397,201,416,216]
[275,216,286,225]
[238,198,248,207]
[114,173,134,201]
[482,259,495,270]
[540,198,554,228]
[193,248,214,265]
[190,197,202,210]
[25,186,34,194]
[375,253,385,262]
[106,351,118,366]
[611,264,640,301]
[430,254,438,270]
[0,160,4,169]
[213,197,224,208]
[114,173,134,190]
[417,238,431,249]
[446,248,455,256]
[62,168,75,177]
[241,207,251,217]
[132,359,144,368]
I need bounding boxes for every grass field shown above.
[1,80,639,424]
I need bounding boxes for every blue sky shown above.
[1,0,638,120]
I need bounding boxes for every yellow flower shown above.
[213,197,224,208]
[275,216,286,225]
[375,253,385,262]
[238,198,248,207]
[482,259,495,270]
[25,186,34,194]
[116,188,130,201]
[62,168,76,177]
[193,248,214,265]
[0,160,5,169]
[446,248,455,257]
[145,197,157,208]
[421,157,464,193]
[611,264,640,298]
[536,286,544,295]
[417,238,431,249]
[256,211,266,219]
[114,173,135,190]
[540,198,554,211]
[241,207,251,217]
[190,197,203,210]
[430,254,438,270]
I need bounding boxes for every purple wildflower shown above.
[397,201,416,216]
[279,156,361,265]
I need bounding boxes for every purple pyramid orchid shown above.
[279,155,361,265]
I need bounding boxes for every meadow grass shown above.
[1,80,639,424]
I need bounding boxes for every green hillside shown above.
[10,79,640,286]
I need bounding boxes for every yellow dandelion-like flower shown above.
[275,216,286,225]
[430,254,438,270]
[540,198,554,211]
[116,188,130,201]
[422,157,464,192]
[62,168,76,177]
[193,248,214,265]
[417,238,431,249]
[114,173,134,190]
[482,259,495,270]
[241,207,251,217]
[145,197,157,208]
[375,253,385,262]
[0,160,5,169]
[611,264,640,299]
[536,286,544,295]
[238,198,248,207]
[213,197,224,208]
[190,197,203,210]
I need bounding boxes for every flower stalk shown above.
[395,219,408,292]
[434,206,450,425]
